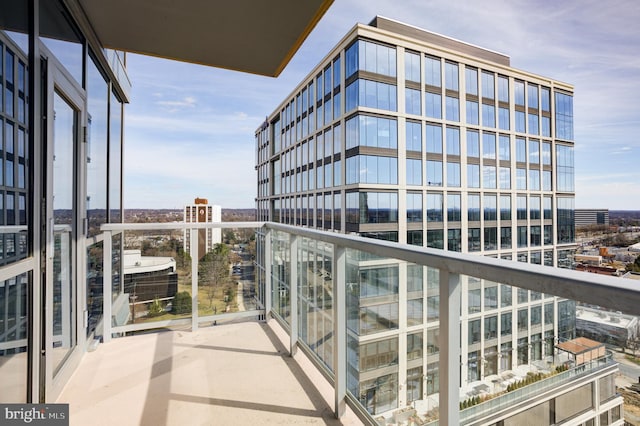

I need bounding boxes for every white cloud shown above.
[611,146,633,155]
[124,141,256,209]
[155,96,197,109]
[126,110,258,137]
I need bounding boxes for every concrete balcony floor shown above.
[58,320,361,425]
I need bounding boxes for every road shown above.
[615,352,640,381]
[612,350,640,388]
[231,252,256,311]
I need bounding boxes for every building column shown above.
[439,270,461,425]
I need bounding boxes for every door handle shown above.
[48,217,54,260]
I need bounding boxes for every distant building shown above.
[123,249,178,303]
[184,198,222,258]
[575,263,619,276]
[576,305,640,347]
[629,242,640,253]
[575,209,609,228]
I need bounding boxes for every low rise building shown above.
[123,249,178,304]
[576,305,640,347]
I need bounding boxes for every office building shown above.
[254,17,622,423]
[575,209,610,228]
[184,198,222,258]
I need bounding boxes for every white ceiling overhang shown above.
[78,0,333,76]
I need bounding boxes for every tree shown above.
[223,229,238,245]
[172,291,192,314]
[199,243,232,310]
[602,232,629,248]
[627,256,640,273]
[246,239,256,260]
[613,233,629,247]
[230,251,242,265]
[148,298,164,317]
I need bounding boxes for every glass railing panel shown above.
[87,240,104,336]
[284,233,620,426]
[439,275,614,426]
[271,230,291,324]
[119,228,190,325]
[112,233,122,304]
[255,231,267,312]
[297,236,334,372]
[343,247,404,421]
[196,227,259,321]
[0,271,29,402]
[458,276,563,424]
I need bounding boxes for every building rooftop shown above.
[123,249,176,275]
[576,306,636,329]
[369,16,510,66]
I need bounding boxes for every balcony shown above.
[59,319,362,425]
[57,221,633,425]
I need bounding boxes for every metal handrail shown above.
[101,221,640,316]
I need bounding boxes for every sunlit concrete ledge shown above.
[57,320,361,425]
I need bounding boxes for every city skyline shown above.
[124,0,640,210]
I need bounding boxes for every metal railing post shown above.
[103,230,113,343]
[440,270,461,425]
[289,235,298,356]
[190,228,199,331]
[333,245,346,418]
[264,228,272,320]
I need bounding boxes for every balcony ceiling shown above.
[78,0,333,76]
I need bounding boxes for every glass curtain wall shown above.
[1,10,30,401]
[85,53,125,338]
[0,0,127,402]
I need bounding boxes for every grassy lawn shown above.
[132,274,238,324]
[626,354,640,365]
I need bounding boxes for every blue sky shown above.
[124,0,640,210]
